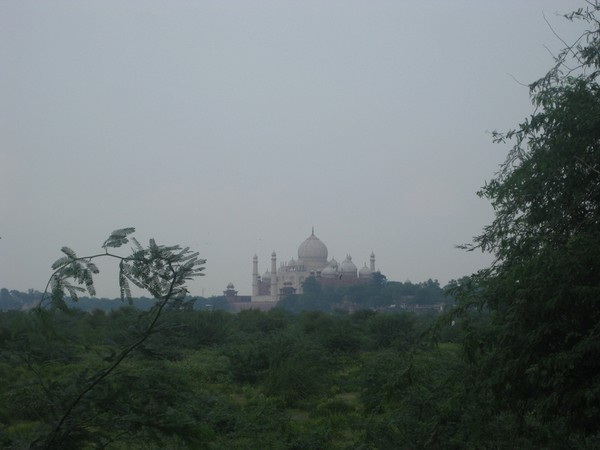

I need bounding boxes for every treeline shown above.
[279,275,453,313]
[0,276,454,313]
[0,288,160,312]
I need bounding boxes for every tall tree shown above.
[454,1,600,441]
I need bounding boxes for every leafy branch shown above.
[34,228,205,449]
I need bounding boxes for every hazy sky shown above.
[0,1,587,298]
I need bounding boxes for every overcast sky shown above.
[0,1,588,299]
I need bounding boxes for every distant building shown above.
[223,282,251,303]
[223,282,279,312]
[250,229,376,302]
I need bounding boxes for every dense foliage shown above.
[1,307,459,449]
[451,1,600,446]
[279,275,452,313]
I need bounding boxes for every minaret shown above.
[270,251,277,301]
[370,251,376,272]
[252,254,259,297]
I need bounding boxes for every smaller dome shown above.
[359,263,372,278]
[288,258,296,266]
[328,258,339,269]
[227,282,235,289]
[321,264,338,278]
[340,255,357,275]
[262,270,271,280]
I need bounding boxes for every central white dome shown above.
[297,230,328,268]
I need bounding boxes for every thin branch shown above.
[543,11,571,51]
[506,72,529,88]
[575,156,600,175]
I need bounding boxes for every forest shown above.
[3,2,600,449]
[0,305,468,449]
[0,294,597,449]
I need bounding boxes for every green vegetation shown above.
[447,2,600,447]
[1,228,206,449]
[278,274,452,313]
[0,277,453,314]
[1,306,454,449]
[2,2,600,448]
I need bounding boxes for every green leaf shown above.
[102,227,136,249]
[61,246,77,259]
[86,261,100,274]
[51,256,71,270]
[63,280,85,302]
[130,237,143,253]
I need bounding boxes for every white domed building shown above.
[251,229,377,302]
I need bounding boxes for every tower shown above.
[252,254,259,297]
[270,251,278,301]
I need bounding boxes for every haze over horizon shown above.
[0,1,587,298]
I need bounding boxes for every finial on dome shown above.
[311,226,314,235]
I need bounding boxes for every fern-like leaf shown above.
[50,277,68,311]
[86,261,100,274]
[61,246,77,259]
[63,280,85,302]
[102,227,136,249]
[120,275,132,303]
[119,260,133,303]
[131,237,143,253]
[51,256,71,270]
[82,269,96,296]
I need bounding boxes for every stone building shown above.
[251,229,376,302]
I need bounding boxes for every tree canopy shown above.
[453,1,600,442]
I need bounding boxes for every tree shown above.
[29,228,206,449]
[453,2,600,443]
